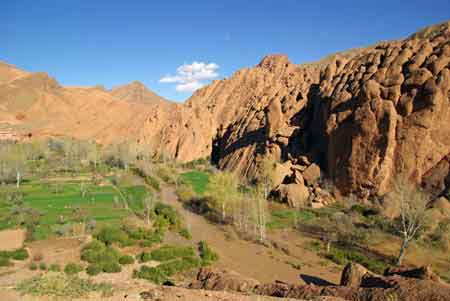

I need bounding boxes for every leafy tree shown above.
[205,172,239,222]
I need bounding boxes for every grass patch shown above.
[16,273,112,298]
[324,247,389,274]
[134,256,200,284]
[180,171,209,194]
[0,181,149,240]
[267,209,315,230]
[139,245,196,262]
[198,240,218,266]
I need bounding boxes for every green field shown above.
[0,181,149,240]
[180,171,209,194]
[267,209,315,230]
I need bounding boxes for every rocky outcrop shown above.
[208,21,450,199]
[190,265,450,301]
[190,267,260,293]
[1,21,449,200]
[340,263,379,288]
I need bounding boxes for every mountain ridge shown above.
[1,20,449,200]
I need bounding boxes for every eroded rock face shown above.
[204,21,450,198]
[2,21,449,200]
[190,265,450,301]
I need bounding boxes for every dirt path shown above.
[160,186,340,285]
[0,229,25,251]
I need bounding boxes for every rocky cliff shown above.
[1,21,449,200]
[191,21,450,199]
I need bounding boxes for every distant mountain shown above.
[110,80,168,104]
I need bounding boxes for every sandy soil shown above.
[0,229,26,251]
[159,186,341,285]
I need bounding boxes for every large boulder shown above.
[432,196,450,216]
[302,163,322,186]
[384,266,445,284]
[276,183,310,208]
[272,161,293,187]
[190,267,260,293]
[340,263,377,287]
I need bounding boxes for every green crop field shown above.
[0,180,149,240]
[180,171,209,194]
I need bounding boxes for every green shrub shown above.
[138,252,153,263]
[149,245,196,262]
[39,262,47,270]
[146,175,160,191]
[101,261,121,273]
[134,256,200,284]
[134,265,168,284]
[86,264,102,276]
[81,241,120,265]
[176,185,196,203]
[29,262,38,270]
[16,273,112,298]
[10,248,29,260]
[95,226,129,246]
[49,263,61,272]
[179,228,192,240]
[154,203,180,227]
[82,240,105,252]
[0,248,29,260]
[198,241,218,266]
[324,247,388,274]
[64,263,83,275]
[0,256,12,267]
[119,255,135,265]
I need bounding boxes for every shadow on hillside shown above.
[300,274,335,286]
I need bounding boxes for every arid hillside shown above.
[1,21,449,199]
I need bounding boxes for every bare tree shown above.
[390,179,429,266]
[143,195,155,226]
[251,184,268,242]
[257,157,276,198]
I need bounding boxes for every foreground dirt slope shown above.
[1,21,449,197]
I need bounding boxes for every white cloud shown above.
[160,61,219,92]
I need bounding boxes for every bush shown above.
[149,245,196,262]
[0,256,12,267]
[16,273,112,298]
[0,248,29,260]
[134,256,201,284]
[86,264,102,276]
[119,255,135,265]
[49,263,60,272]
[179,228,192,240]
[95,226,129,246]
[154,203,180,227]
[176,185,196,203]
[324,247,388,274]
[39,262,47,270]
[29,262,38,270]
[101,261,121,273]
[146,175,161,191]
[198,241,218,266]
[138,252,153,263]
[64,263,83,275]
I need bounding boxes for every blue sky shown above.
[2,1,449,102]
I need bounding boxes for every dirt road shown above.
[160,186,340,285]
